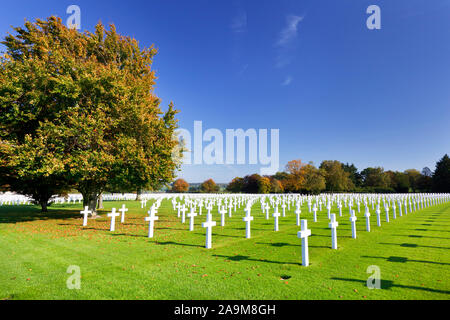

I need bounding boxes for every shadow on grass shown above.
[414,228,450,232]
[110,233,148,238]
[330,277,450,295]
[0,206,81,224]
[213,254,300,266]
[362,255,450,266]
[155,241,204,248]
[255,242,297,247]
[391,234,450,240]
[379,242,450,250]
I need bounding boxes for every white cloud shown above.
[281,76,293,86]
[231,10,247,33]
[274,14,303,68]
[276,15,303,47]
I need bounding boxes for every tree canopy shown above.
[0,17,181,212]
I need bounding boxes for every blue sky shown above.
[1,0,449,182]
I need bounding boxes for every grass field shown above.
[0,199,449,300]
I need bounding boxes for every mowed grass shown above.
[0,198,449,300]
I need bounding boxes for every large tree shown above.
[0,17,180,213]
[432,154,450,192]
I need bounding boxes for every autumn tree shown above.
[257,177,271,194]
[284,159,306,192]
[172,178,189,193]
[0,17,180,213]
[269,177,284,193]
[432,154,450,192]
[201,179,219,193]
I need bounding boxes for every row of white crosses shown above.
[78,193,450,266]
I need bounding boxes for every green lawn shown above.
[0,199,449,300]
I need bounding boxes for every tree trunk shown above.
[40,201,48,212]
[136,188,142,201]
[97,193,104,209]
[82,191,99,217]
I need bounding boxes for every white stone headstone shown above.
[80,206,91,227]
[107,208,120,232]
[328,214,338,250]
[297,219,311,267]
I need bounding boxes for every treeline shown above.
[171,178,222,193]
[224,154,450,194]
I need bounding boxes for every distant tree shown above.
[432,154,450,192]
[417,174,432,192]
[422,167,433,177]
[283,159,306,192]
[172,179,189,193]
[242,174,262,193]
[342,163,363,188]
[201,179,219,193]
[301,164,326,194]
[386,171,410,193]
[257,177,271,194]
[319,160,353,192]
[269,177,284,193]
[226,177,244,193]
[360,167,389,189]
[404,169,421,192]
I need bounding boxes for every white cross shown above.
[349,210,357,239]
[313,205,318,222]
[385,206,390,223]
[145,210,159,238]
[141,199,147,209]
[295,207,301,226]
[281,203,286,217]
[176,202,182,217]
[80,206,91,226]
[265,204,270,220]
[187,209,197,231]
[107,208,120,232]
[119,204,128,223]
[328,214,339,250]
[376,207,381,227]
[180,205,188,223]
[219,206,227,226]
[202,214,217,249]
[364,209,371,232]
[273,211,281,232]
[243,207,254,239]
[297,219,312,267]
